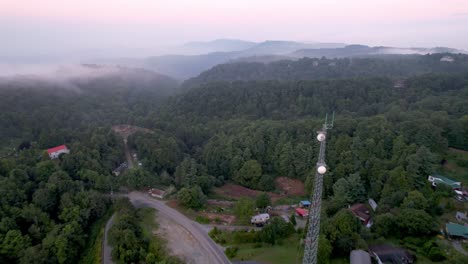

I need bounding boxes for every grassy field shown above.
[441,148,468,185]
[79,208,114,264]
[233,234,304,264]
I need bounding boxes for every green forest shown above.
[1,55,468,263]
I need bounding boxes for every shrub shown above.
[195,215,210,224]
[225,247,239,259]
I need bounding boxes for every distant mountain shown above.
[238,41,346,56]
[141,40,346,79]
[183,53,468,87]
[89,40,465,80]
[290,45,465,58]
[181,39,257,54]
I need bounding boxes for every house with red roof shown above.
[350,203,372,228]
[47,145,70,159]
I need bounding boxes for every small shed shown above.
[368,198,378,211]
[350,249,371,264]
[295,208,309,218]
[446,222,468,239]
[148,188,166,199]
[300,201,311,208]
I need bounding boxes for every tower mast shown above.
[302,113,334,264]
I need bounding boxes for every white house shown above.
[47,145,70,159]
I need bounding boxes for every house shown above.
[299,201,311,208]
[445,222,468,239]
[350,203,372,228]
[369,244,414,264]
[47,145,70,159]
[251,213,270,226]
[148,188,166,199]
[427,174,461,189]
[368,198,378,212]
[440,55,454,62]
[350,250,371,264]
[295,208,309,218]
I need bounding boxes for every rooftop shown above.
[430,174,461,186]
[350,250,371,264]
[47,145,68,154]
[446,222,468,238]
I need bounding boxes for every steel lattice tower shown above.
[302,113,334,264]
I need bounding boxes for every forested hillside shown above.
[0,66,177,150]
[184,53,468,87]
[0,66,178,263]
[1,55,467,263]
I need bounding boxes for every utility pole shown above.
[303,113,334,264]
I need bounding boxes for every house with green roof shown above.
[445,222,468,239]
[427,174,461,189]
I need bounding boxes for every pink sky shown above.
[2,0,467,23]
[1,0,468,55]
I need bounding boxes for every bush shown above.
[225,246,239,259]
[232,230,258,244]
[195,215,210,224]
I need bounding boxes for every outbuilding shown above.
[148,188,166,199]
[300,201,311,208]
[446,222,468,239]
[350,249,371,264]
[295,208,309,218]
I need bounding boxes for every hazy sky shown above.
[1,0,468,58]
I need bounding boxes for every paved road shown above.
[102,213,116,264]
[127,192,231,264]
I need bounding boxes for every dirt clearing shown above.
[275,177,305,196]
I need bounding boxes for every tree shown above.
[235,160,263,188]
[234,198,255,224]
[177,186,206,209]
[401,190,429,210]
[255,193,271,209]
[332,173,366,206]
[373,213,396,237]
[396,208,435,237]
[317,235,332,264]
[259,217,294,245]
[0,230,31,259]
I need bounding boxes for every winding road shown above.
[103,192,231,264]
[128,192,231,264]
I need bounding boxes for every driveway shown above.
[102,213,116,264]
